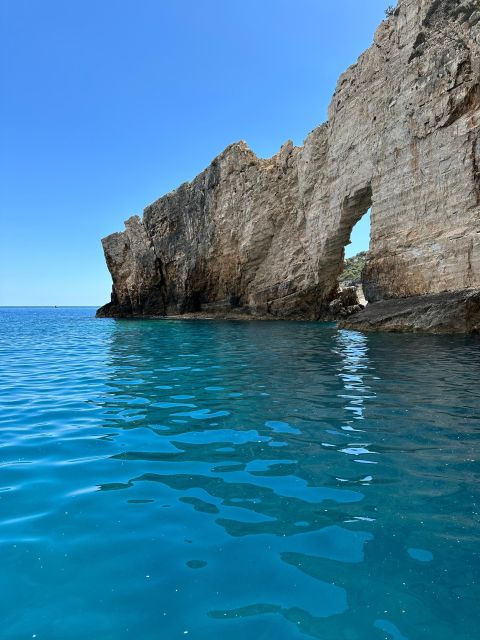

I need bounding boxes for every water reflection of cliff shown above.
[100,320,374,523]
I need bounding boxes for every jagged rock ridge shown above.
[98,0,480,331]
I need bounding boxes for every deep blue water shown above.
[0,307,479,640]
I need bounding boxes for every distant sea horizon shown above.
[0,305,101,308]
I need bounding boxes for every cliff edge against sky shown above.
[98,0,480,333]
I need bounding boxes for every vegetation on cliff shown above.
[340,252,367,286]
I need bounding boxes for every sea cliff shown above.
[98,0,480,333]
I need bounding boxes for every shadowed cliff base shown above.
[97,0,480,333]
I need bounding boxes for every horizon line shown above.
[0,305,101,308]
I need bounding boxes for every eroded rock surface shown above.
[98,0,480,331]
[340,289,480,333]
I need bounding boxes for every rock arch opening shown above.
[345,209,371,260]
[338,185,372,305]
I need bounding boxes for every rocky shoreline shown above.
[98,288,480,334]
[341,289,480,334]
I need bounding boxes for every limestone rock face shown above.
[98,0,480,326]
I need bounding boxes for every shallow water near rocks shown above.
[0,307,479,640]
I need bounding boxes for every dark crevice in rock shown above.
[472,134,480,205]
[408,32,427,63]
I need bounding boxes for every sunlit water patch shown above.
[0,307,479,639]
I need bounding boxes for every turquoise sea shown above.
[0,307,479,639]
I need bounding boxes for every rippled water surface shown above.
[1,307,479,639]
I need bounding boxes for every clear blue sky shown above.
[0,0,387,306]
